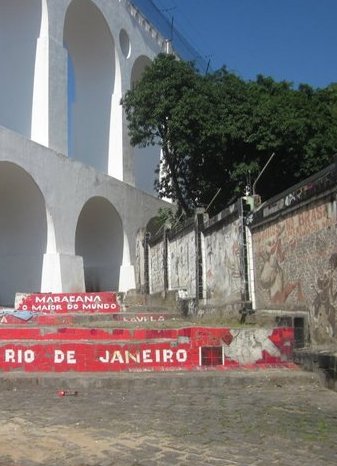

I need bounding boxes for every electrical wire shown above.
[135,0,210,72]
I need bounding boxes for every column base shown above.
[119,264,136,292]
[41,253,85,293]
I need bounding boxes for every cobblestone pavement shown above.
[0,369,337,466]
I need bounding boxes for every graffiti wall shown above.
[168,230,196,297]
[137,201,246,310]
[203,218,242,304]
[135,228,146,292]
[0,325,294,372]
[148,240,165,294]
[252,196,337,344]
[139,163,337,346]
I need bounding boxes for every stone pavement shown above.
[0,369,337,466]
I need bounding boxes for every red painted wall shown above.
[15,292,120,313]
[0,327,294,372]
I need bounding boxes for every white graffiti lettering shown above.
[35,295,102,304]
[32,305,62,312]
[5,349,35,363]
[54,350,77,364]
[82,303,116,310]
[99,348,188,364]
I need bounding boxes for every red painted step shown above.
[0,310,178,326]
[0,327,295,372]
[14,292,121,313]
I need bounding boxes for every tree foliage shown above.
[121,54,337,216]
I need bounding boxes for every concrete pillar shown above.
[119,265,136,292]
[32,35,68,155]
[41,253,85,293]
[121,100,135,186]
[118,232,136,292]
[108,91,124,180]
[195,208,205,302]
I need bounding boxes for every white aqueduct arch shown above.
[63,0,121,175]
[130,55,162,195]
[0,0,41,139]
[0,0,170,298]
[75,196,125,292]
[0,162,48,305]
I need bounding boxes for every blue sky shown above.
[136,0,337,88]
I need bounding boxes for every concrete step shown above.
[294,346,337,391]
[2,291,181,327]
[0,368,315,391]
[14,291,180,315]
[0,292,297,374]
[0,310,181,326]
[0,326,295,372]
[14,291,121,313]
[0,326,191,341]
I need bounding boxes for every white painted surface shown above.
[168,231,196,298]
[0,0,172,303]
[41,253,85,293]
[0,124,169,303]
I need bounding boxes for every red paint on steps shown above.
[0,312,176,326]
[0,327,295,372]
[15,292,120,313]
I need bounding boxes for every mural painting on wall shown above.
[135,229,145,292]
[205,220,241,302]
[254,200,337,342]
[149,242,165,294]
[169,232,196,297]
[258,223,304,305]
[311,252,337,342]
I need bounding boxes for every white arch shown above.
[0,162,47,305]
[46,207,57,254]
[64,0,117,173]
[131,55,152,88]
[75,196,124,291]
[0,0,41,138]
[131,55,161,195]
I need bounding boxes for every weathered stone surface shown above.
[0,370,336,465]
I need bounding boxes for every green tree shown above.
[122,54,337,215]
[122,54,204,216]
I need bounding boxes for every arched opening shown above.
[0,162,47,305]
[63,0,116,173]
[131,55,161,195]
[0,0,41,137]
[75,197,123,291]
[131,55,152,89]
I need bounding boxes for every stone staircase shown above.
[0,291,296,373]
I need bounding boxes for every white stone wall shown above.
[148,241,165,294]
[0,0,172,303]
[203,219,242,304]
[142,206,245,307]
[0,0,167,190]
[0,126,168,304]
[168,231,196,298]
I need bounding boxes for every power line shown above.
[133,0,210,73]
[154,0,215,73]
